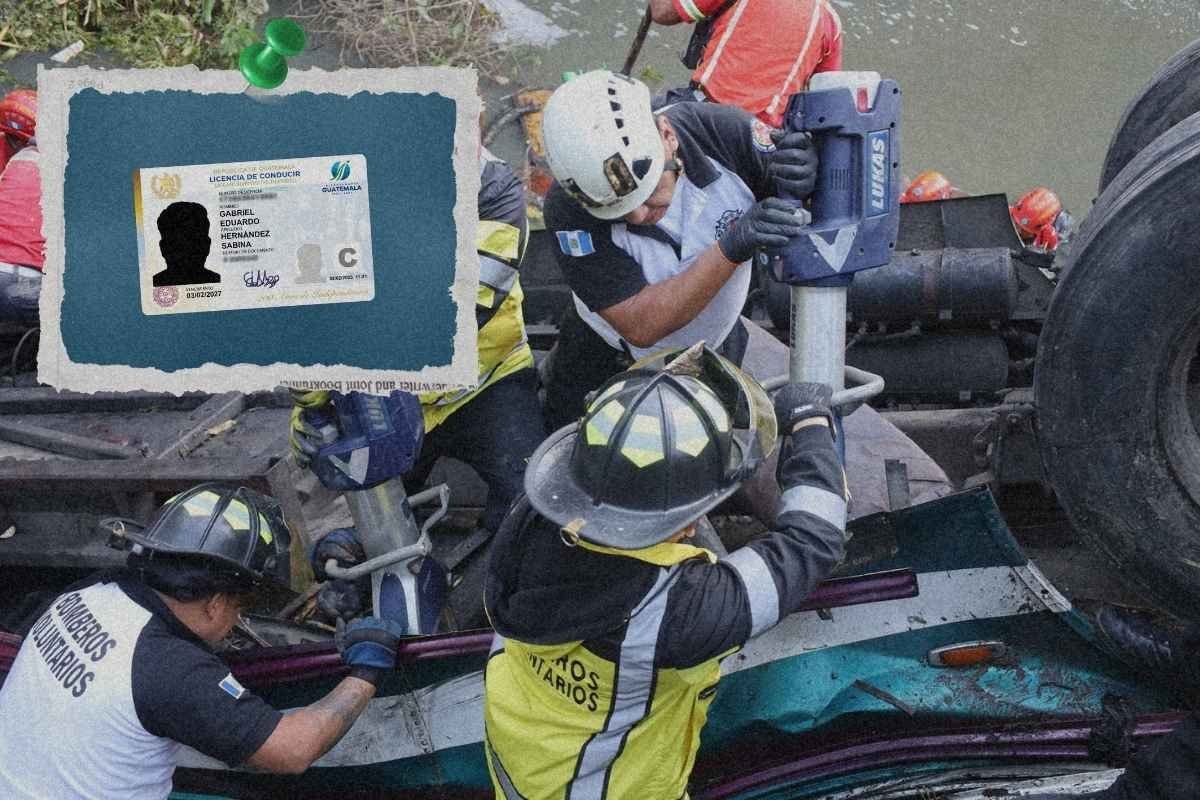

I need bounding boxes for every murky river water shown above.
[500,0,1200,218]
[2,1,1197,217]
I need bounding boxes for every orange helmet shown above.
[0,89,36,142]
[900,171,954,204]
[1010,187,1061,240]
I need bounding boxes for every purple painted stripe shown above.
[225,630,495,687]
[694,713,1190,799]
[0,631,19,674]
[0,570,915,689]
[796,568,918,611]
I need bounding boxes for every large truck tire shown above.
[1036,110,1200,621]
[1099,37,1200,193]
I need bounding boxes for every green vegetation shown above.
[0,0,525,85]
[0,0,268,68]
[294,0,518,76]
[638,65,665,89]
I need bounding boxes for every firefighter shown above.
[899,170,961,203]
[483,347,848,799]
[0,485,406,798]
[1010,186,1072,252]
[538,70,816,432]
[0,89,43,326]
[291,148,546,625]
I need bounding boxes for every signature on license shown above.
[243,270,281,289]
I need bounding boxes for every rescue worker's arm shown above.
[246,616,406,773]
[599,199,808,347]
[814,1,844,73]
[130,617,395,776]
[476,151,529,328]
[656,383,847,667]
[651,0,731,24]
[245,675,376,774]
[597,243,746,348]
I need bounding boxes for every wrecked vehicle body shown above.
[5,490,1166,799]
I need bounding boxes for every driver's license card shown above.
[133,154,375,315]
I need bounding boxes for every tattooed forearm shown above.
[306,676,376,757]
[246,675,377,773]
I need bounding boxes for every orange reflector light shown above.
[927,641,1010,668]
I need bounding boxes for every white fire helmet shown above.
[542,70,666,220]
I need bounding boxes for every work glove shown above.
[717,198,810,264]
[289,389,336,469]
[773,381,835,435]
[316,579,369,625]
[338,616,407,687]
[310,527,366,582]
[766,130,818,198]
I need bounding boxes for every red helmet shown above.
[900,170,954,204]
[0,89,36,142]
[1010,187,1061,240]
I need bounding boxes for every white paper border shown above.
[37,65,480,396]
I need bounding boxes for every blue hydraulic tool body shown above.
[768,73,902,454]
[309,391,446,635]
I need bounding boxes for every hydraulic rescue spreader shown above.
[765,71,900,425]
[308,391,448,635]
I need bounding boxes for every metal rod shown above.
[789,285,847,390]
[418,484,451,538]
[761,365,885,410]
[621,5,655,76]
[323,537,431,581]
[154,391,245,459]
[0,418,142,460]
[409,484,448,508]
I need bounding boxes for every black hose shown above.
[482,103,539,148]
[10,326,38,384]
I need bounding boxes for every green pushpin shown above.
[239,18,307,90]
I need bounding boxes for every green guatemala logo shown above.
[330,160,352,181]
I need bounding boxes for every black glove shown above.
[316,579,370,624]
[309,527,366,582]
[766,130,818,198]
[338,616,407,687]
[773,381,835,434]
[718,198,809,264]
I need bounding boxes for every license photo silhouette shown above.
[152,201,221,287]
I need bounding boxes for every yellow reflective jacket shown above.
[483,423,849,800]
[485,537,722,800]
[420,150,534,430]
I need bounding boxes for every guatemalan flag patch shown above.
[219,672,247,700]
[556,230,595,257]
